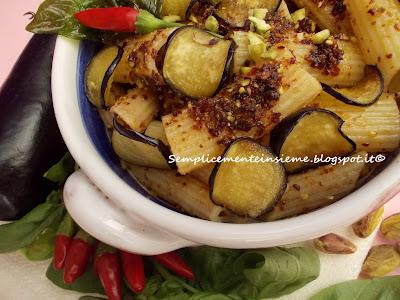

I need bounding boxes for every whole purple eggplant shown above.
[0,35,67,220]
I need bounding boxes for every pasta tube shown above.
[261,152,367,221]
[345,0,400,92]
[310,92,400,152]
[127,165,224,222]
[112,121,170,169]
[284,38,366,87]
[111,88,159,132]
[292,0,353,35]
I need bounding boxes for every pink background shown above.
[0,1,42,84]
[0,0,399,269]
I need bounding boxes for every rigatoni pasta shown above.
[127,165,224,222]
[112,121,170,169]
[81,0,400,223]
[284,38,367,87]
[345,0,400,92]
[310,92,400,152]
[163,61,321,174]
[111,88,159,132]
[261,152,367,221]
[162,109,224,174]
[291,0,353,35]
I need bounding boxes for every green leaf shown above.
[241,247,320,298]
[26,0,79,34]
[134,0,163,17]
[310,276,400,300]
[45,190,63,204]
[56,212,77,236]
[46,261,105,294]
[43,152,75,183]
[22,226,57,261]
[26,0,133,40]
[185,246,320,299]
[0,203,64,253]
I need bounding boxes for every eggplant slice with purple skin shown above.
[161,26,235,98]
[215,0,283,28]
[270,108,356,173]
[209,138,287,218]
[322,66,384,106]
[85,46,123,108]
[113,119,176,169]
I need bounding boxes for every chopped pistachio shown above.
[239,87,246,94]
[248,31,265,45]
[314,233,357,254]
[261,49,277,60]
[226,112,235,122]
[205,15,219,33]
[291,8,306,23]
[248,32,266,61]
[325,39,334,45]
[189,14,198,23]
[240,67,251,75]
[352,207,384,238]
[162,15,181,22]
[241,79,251,86]
[248,16,271,34]
[311,20,316,32]
[235,100,241,108]
[208,0,221,5]
[252,8,268,20]
[380,213,400,241]
[361,245,400,278]
[249,44,265,61]
[296,32,305,41]
[311,29,331,44]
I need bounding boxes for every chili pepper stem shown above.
[135,9,182,34]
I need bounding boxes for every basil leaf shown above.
[46,261,105,294]
[26,0,132,40]
[21,212,63,261]
[21,227,56,261]
[310,276,400,300]
[45,190,63,204]
[44,152,75,183]
[26,0,79,33]
[185,246,320,299]
[134,0,163,16]
[241,247,320,298]
[0,203,64,253]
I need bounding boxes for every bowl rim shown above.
[52,36,400,248]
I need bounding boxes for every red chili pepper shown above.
[74,7,181,34]
[120,251,145,293]
[95,243,122,300]
[153,251,194,280]
[53,213,77,270]
[63,229,95,284]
